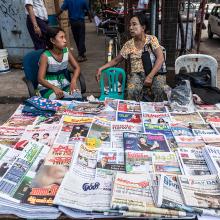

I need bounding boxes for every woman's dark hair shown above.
[45,27,64,49]
[131,12,150,33]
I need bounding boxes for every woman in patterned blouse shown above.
[96,13,166,101]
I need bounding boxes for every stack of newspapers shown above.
[1,99,220,218]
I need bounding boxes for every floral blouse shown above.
[120,34,160,73]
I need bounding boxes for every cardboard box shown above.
[54,0,69,20]
[44,0,56,15]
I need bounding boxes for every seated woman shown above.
[38,27,81,100]
[96,13,166,102]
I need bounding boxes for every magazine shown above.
[111,121,142,149]
[170,123,193,137]
[199,111,220,127]
[178,175,220,209]
[170,112,204,124]
[142,113,171,124]
[174,136,205,149]
[15,124,60,150]
[3,114,36,128]
[21,143,74,206]
[140,102,167,113]
[0,141,50,203]
[104,98,119,111]
[143,123,177,151]
[110,172,187,217]
[117,112,142,124]
[176,148,210,175]
[117,100,141,113]
[152,152,182,175]
[123,132,171,152]
[33,115,62,126]
[86,118,111,148]
[55,116,93,144]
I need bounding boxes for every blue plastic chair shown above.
[99,67,126,101]
[23,49,86,97]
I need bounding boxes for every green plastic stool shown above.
[99,67,126,101]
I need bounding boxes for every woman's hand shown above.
[70,81,78,94]
[144,75,153,87]
[96,68,102,82]
[53,87,64,99]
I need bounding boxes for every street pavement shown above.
[0,20,220,125]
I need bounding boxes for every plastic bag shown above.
[165,80,196,113]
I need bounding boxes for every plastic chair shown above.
[23,49,86,97]
[175,54,218,87]
[99,67,126,101]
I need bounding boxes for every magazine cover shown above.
[111,121,142,149]
[123,132,171,152]
[140,102,167,113]
[33,115,62,126]
[170,123,193,137]
[0,141,50,203]
[196,104,220,112]
[202,135,220,145]
[152,152,182,175]
[177,148,210,175]
[22,144,74,206]
[87,118,111,148]
[170,112,204,124]
[117,100,141,113]
[178,175,220,209]
[3,114,36,128]
[199,112,220,127]
[143,123,177,151]
[174,136,205,149]
[117,112,142,124]
[55,116,93,144]
[142,113,171,124]
[104,98,118,111]
[72,101,105,114]
[97,111,116,121]
[14,124,60,150]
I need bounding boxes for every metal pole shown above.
[151,0,156,35]
[184,0,190,53]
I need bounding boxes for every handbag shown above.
[141,43,167,76]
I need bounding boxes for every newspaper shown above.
[152,152,182,175]
[21,143,74,206]
[117,100,141,113]
[87,118,111,148]
[55,116,93,144]
[117,112,142,124]
[196,104,220,112]
[203,145,220,174]
[190,123,218,136]
[178,175,220,209]
[170,123,193,137]
[111,121,142,149]
[15,124,60,150]
[104,98,119,111]
[96,148,125,174]
[54,162,112,212]
[157,175,203,214]
[0,141,50,203]
[111,172,187,217]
